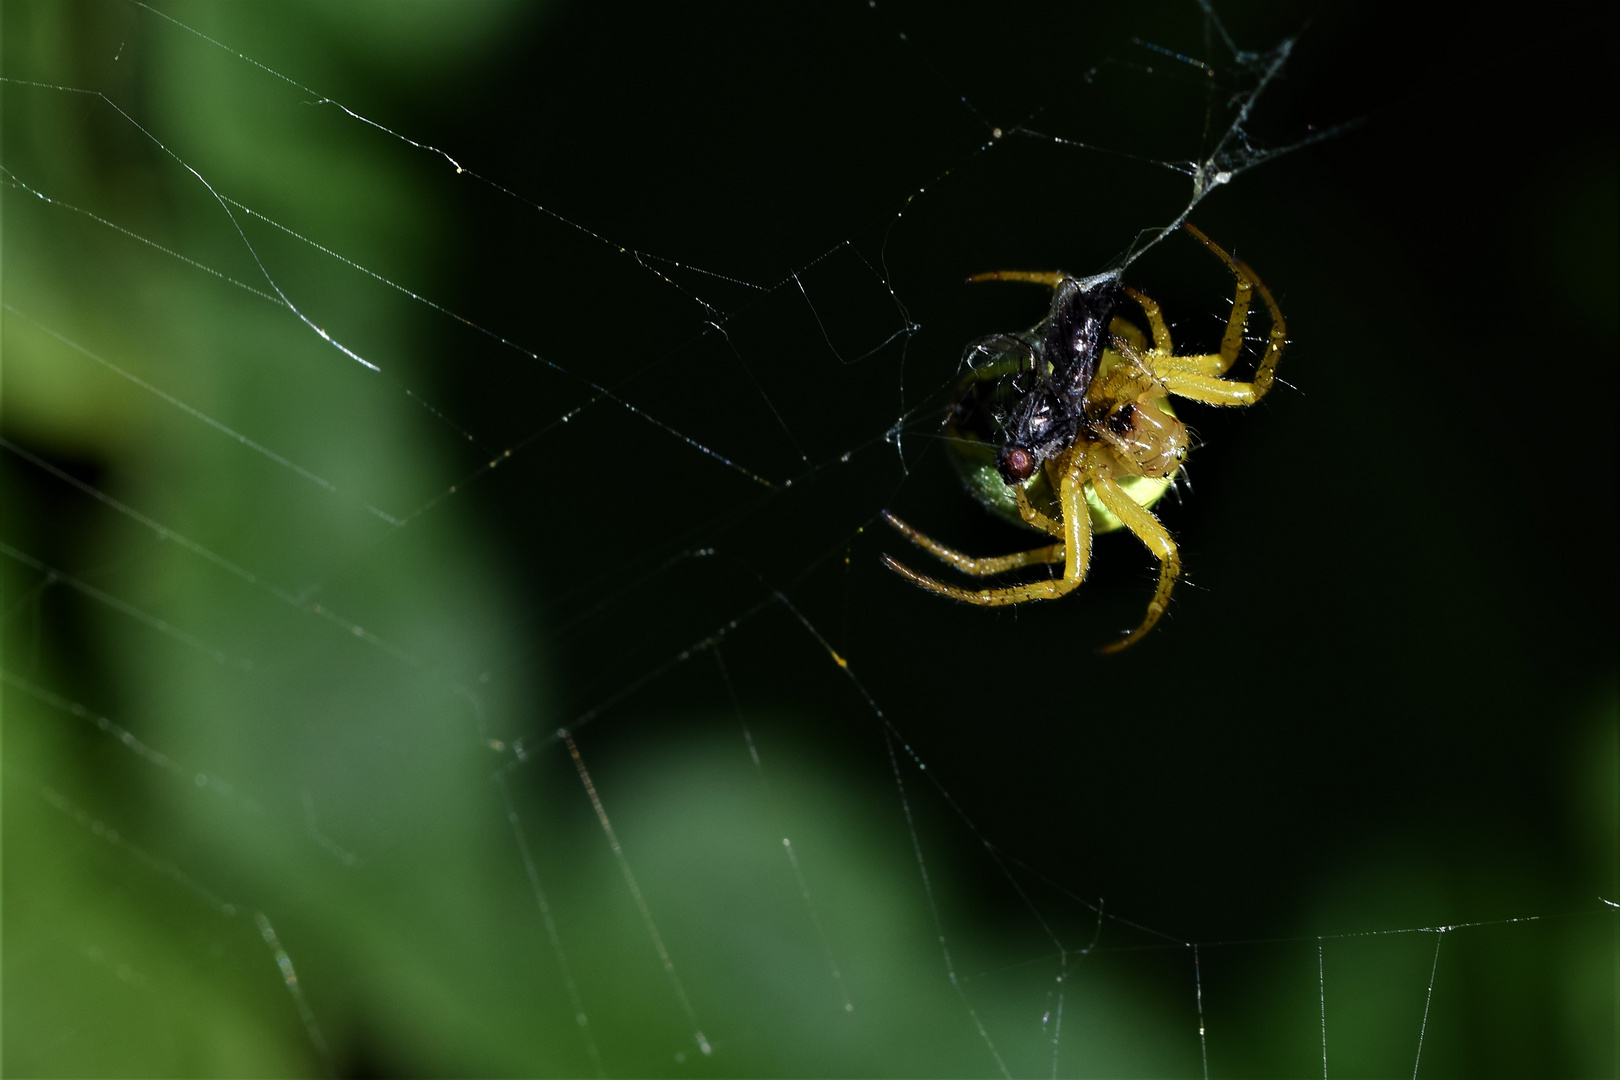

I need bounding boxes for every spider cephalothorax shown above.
[882,224,1287,651]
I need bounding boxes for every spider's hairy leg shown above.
[880,466,1094,606]
[1155,352,1230,378]
[1181,224,1254,375]
[1157,368,1261,406]
[1088,461,1181,652]
[965,270,1067,287]
[1109,316,1151,352]
[1056,465,1096,595]
[880,511,1062,577]
[1181,223,1287,398]
[1015,486,1064,538]
[880,554,1072,604]
[1122,286,1174,354]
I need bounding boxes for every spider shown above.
[881,224,1286,652]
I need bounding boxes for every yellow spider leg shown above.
[881,556,1070,605]
[966,270,1068,287]
[1183,223,1287,399]
[880,511,1062,576]
[1087,464,1180,652]
[1109,316,1151,352]
[1157,368,1261,406]
[881,464,1093,606]
[1153,351,1228,377]
[1015,486,1064,538]
[1121,286,1173,354]
[1182,224,1254,376]
[1057,465,1095,593]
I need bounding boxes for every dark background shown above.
[5,0,1616,1076]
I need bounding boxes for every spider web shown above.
[4,1,1616,1076]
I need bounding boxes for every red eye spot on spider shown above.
[1000,447,1035,482]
